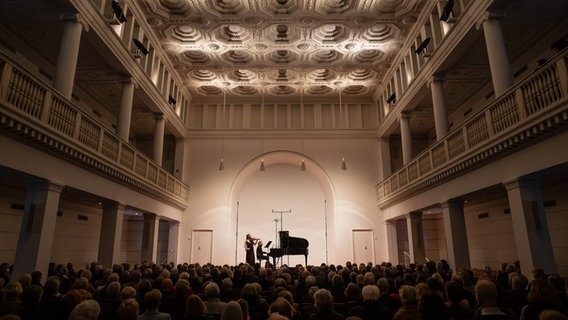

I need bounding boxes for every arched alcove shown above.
[228,150,337,265]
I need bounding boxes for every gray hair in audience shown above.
[361,285,380,301]
[69,299,101,320]
[220,300,243,320]
[313,288,334,311]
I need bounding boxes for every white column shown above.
[97,202,125,268]
[379,137,392,179]
[386,221,399,265]
[141,213,160,263]
[12,180,63,280]
[173,137,186,180]
[406,212,425,263]
[400,112,413,164]
[441,199,471,271]
[168,221,180,264]
[153,113,165,165]
[481,11,513,97]
[53,13,87,99]
[117,78,135,141]
[430,75,450,140]
[505,177,556,275]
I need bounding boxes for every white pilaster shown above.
[12,180,63,280]
[168,221,180,265]
[141,213,160,263]
[441,199,471,270]
[386,220,399,264]
[406,212,425,263]
[97,202,125,268]
[505,177,556,275]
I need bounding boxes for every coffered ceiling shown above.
[137,0,427,99]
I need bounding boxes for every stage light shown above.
[386,93,396,104]
[415,37,431,55]
[133,39,149,56]
[111,1,127,23]
[440,0,454,22]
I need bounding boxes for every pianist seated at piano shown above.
[256,240,269,262]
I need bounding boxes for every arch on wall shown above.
[228,150,338,265]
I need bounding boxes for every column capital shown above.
[406,211,423,220]
[59,13,89,32]
[144,212,160,221]
[26,179,64,194]
[154,113,164,120]
[400,111,412,120]
[504,176,542,191]
[440,198,464,209]
[476,10,506,30]
[120,77,137,88]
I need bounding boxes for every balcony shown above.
[0,51,189,208]
[376,50,568,208]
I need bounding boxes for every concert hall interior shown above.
[1,0,568,279]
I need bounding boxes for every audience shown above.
[0,259,567,320]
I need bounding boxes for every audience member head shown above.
[475,279,498,307]
[220,300,243,320]
[120,286,137,300]
[344,282,361,301]
[44,276,61,296]
[418,291,451,320]
[539,310,568,320]
[185,294,208,317]
[269,297,294,319]
[399,285,418,306]
[236,298,249,320]
[68,299,100,320]
[361,285,380,302]
[528,278,558,308]
[117,298,139,320]
[144,289,163,309]
[204,281,221,299]
[313,288,334,311]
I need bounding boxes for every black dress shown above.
[245,239,255,265]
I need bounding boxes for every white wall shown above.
[184,136,385,265]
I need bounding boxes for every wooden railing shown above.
[376,50,568,207]
[0,51,189,207]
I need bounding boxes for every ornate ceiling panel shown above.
[140,0,425,99]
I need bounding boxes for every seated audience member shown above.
[220,300,244,320]
[18,284,48,320]
[118,298,139,320]
[539,310,568,320]
[203,281,228,316]
[241,282,269,320]
[310,288,344,320]
[507,272,529,319]
[474,280,515,320]
[520,279,561,320]
[236,298,250,320]
[394,285,419,320]
[99,281,122,320]
[184,294,215,320]
[163,279,192,320]
[0,281,23,317]
[348,285,390,320]
[377,277,402,318]
[419,291,452,320]
[268,297,294,320]
[68,299,100,320]
[445,280,474,320]
[139,289,171,320]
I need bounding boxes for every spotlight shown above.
[300,159,306,171]
[386,93,396,104]
[440,0,454,22]
[260,159,266,171]
[111,1,127,23]
[341,157,347,171]
[168,96,176,105]
[415,37,431,55]
[133,39,149,56]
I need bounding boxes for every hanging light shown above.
[300,159,306,171]
[260,159,265,171]
[339,87,347,170]
[218,91,226,171]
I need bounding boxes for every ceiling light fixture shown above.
[339,88,347,170]
[218,90,226,171]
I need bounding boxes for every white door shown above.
[191,229,213,264]
[353,229,374,265]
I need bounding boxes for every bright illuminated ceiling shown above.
[138,0,427,100]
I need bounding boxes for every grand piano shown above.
[268,231,309,266]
